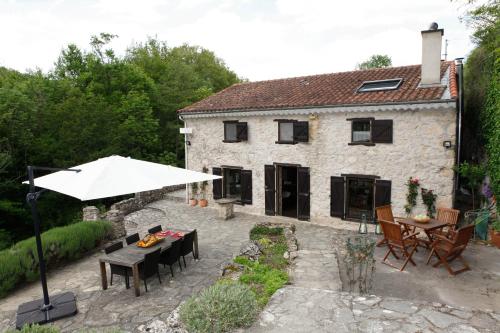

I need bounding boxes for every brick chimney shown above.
[421,22,444,86]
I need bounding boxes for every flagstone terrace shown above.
[0,197,498,332]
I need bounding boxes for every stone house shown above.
[177,25,462,223]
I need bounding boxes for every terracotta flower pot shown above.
[199,199,208,207]
[490,229,500,249]
[189,198,198,206]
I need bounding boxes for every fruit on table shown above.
[137,234,160,247]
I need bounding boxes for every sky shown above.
[0,0,477,81]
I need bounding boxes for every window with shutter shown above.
[347,118,393,145]
[223,121,247,142]
[240,170,252,204]
[297,167,310,220]
[330,176,345,218]
[275,120,309,144]
[212,168,222,199]
[236,122,248,141]
[294,121,309,142]
[264,165,276,215]
[374,179,391,208]
[371,120,393,143]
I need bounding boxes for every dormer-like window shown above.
[357,78,403,92]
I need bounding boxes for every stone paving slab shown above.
[291,250,341,291]
[248,286,500,333]
[0,199,258,332]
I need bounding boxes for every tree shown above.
[356,54,392,70]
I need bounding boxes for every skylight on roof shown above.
[357,78,403,92]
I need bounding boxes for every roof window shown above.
[357,78,403,92]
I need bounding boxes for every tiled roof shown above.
[178,61,457,114]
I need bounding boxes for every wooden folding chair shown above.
[432,207,460,237]
[379,219,419,272]
[375,205,408,247]
[426,224,474,275]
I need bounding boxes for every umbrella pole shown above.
[16,166,80,329]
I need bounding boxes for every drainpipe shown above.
[179,114,189,204]
[455,58,464,195]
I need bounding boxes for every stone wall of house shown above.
[184,106,456,222]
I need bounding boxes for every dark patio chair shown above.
[180,230,197,268]
[125,233,140,245]
[148,225,162,234]
[159,239,183,277]
[138,248,162,292]
[379,219,419,272]
[426,224,474,275]
[104,241,131,288]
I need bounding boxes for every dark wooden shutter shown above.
[293,121,309,142]
[297,167,310,220]
[264,165,275,215]
[236,122,248,141]
[240,170,252,204]
[330,176,345,218]
[372,120,393,143]
[212,167,222,200]
[374,179,391,208]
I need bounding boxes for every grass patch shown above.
[237,225,291,307]
[0,221,111,298]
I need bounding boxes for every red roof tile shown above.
[179,62,457,113]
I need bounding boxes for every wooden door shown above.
[264,165,275,215]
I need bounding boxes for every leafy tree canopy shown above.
[0,34,241,250]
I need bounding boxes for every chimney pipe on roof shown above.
[421,22,444,86]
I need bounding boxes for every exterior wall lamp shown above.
[443,140,453,149]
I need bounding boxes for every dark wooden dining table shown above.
[399,218,448,246]
[99,229,198,296]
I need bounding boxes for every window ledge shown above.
[275,140,297,145]
[223,140,241,143]
[348,142,376,146]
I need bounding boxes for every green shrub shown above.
[238,260,288,306]
[0,221,111,298]
[4,324,60,333]
[180,281,258,333]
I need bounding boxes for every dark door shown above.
[264,165,275,215]
[297,167,310,221]
[346,177,374,220]
[330,176,345,218]
[240,170,253,204]
[281,166,298,218]
[212,167,222,200]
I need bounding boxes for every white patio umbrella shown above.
[23,155,221,201]
[17,155,221,328]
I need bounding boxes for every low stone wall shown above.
[111,184,185,215]
[83,184,184,239]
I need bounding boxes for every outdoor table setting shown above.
[99,228,198,297]
[398,216,449,248]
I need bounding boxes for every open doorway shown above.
[278,166,298,218]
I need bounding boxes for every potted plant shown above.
[190,182,199,206]
[199,167,209,207]
[490,219,500,248]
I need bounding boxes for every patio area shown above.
[0,197,498,332]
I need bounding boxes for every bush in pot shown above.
[190,182,199,206]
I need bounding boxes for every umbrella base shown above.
[16,292,77,329]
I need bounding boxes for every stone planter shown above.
[199,199,208,207]
[189,198,198,206]
[490,228,500,248]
